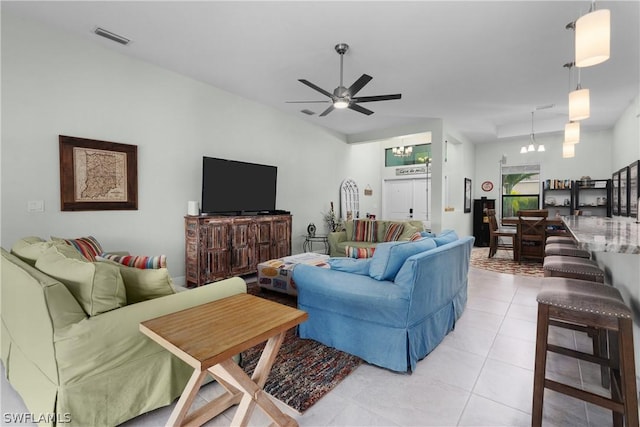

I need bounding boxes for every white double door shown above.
[383,178,429,221]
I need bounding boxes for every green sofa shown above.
[1,241,246,427]
[327,219,426,257]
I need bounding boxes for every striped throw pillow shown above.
[409,232,423,241]
[54,235,104,261]
[99,253,167,269]
[352,220,377,242]
[345,246,376,259]
[383,223,405,242]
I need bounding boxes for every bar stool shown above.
[532,277,638,427]
[544,243,591,259]
[546,236,577,245]
[543,255,604,283]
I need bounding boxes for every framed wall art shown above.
[612,170,619,216]
[629,160,638,218]
[619,166,629,217]
[59,135,138,211]
[464,178,472,213]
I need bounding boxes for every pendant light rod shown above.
[531,111,535,137]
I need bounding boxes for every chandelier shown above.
[520,111,545,153]
[392,146,413,157]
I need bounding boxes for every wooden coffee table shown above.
[140,293,308,427]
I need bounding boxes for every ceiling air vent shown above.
[94,27,131,45]
[301,109,316,116]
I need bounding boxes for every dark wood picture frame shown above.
[619,166,630,217]
[59,135,138,211]
[612,170,620,216]
[464,178,472,213]
[629,160,639,218]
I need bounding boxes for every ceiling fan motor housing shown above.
[335,43,349,55]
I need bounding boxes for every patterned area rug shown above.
[470,247,544,277]
[241,284,363,413]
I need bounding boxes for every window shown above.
[501,164,541,217]
[385,144,431,167]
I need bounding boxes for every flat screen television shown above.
[201,157,278,215]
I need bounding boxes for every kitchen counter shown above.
[562,215,640,254]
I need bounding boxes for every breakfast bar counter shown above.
[561,215,640,254]
[561,215,640,382]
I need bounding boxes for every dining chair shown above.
[486,209,517,260]
[517,211,547,264]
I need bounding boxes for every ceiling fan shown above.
[288,43,401,117]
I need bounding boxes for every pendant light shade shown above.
[575,8,610,67]
[537,144,545,152]
[562,142,575,158]
[527,143,535,152]
[520,146,528,154]
[564,121,580,144]
[569,87,590,120]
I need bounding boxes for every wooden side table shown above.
[140,293,308,427]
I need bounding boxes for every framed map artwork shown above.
[59,135,138,211]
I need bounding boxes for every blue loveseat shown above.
[292,230,474,372]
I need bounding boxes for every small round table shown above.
[303,235,329,254]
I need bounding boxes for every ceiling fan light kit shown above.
[291,43,401,117]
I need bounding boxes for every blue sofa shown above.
[292,231,474,372]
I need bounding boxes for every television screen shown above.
[201,157,277,215]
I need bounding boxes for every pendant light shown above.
[569,67,590,121]
[564,121,580,144]
[575,4,610,68]
[562,63,581,144]
[522,111,545,153]
[562,142,575,158]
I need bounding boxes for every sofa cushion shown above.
[97,258,175,303]
[328,257,372,275]
[434,229,458,246]
[36,245,127,316]
[369,237,437,281]
[383,223,405,242]
[99,253,167,269]
[52,235,104,261]
[352,219,378,242]
[10,236,53,266]
[345,246,376,259]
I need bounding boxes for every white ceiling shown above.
[4,1,639,143]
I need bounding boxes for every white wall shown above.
[612,95,640,171]
[474,129,615,207]
[1,12,350,283]
[343,142,382,220]
[441,129,475,237]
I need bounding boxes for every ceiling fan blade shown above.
[299,79,334,98]
[319,105,335,117]
[348,103,374,116]
[351,94,402,103]
[285,100,330,103]
[347,74,373,96]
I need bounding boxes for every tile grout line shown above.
[455,276,522,425]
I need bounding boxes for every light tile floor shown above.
[1,266,623,426]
